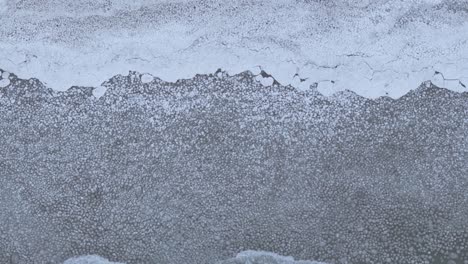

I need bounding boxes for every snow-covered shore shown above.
[0,0,467,98]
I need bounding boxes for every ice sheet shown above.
[0,0,467,98]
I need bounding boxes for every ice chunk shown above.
[92,85,107,98]
[256,76,274,87]
[1,71,9,79]
[0,78,10,88]
[140,73,154,84]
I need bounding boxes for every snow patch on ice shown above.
[63,251,327,264]
[63,255,124,264]
[219,251,327,264]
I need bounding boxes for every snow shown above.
[63,255,123,264]
[64,251,328,264]
[219,251,328,264]
[0,0,467,98]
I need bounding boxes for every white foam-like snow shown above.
[221,251,327,264]
[63,255,123,264]
[0,0,467,98]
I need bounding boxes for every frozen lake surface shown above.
[1,0,468,263]
[0,70,467,263]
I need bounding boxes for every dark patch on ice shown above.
[0,69,467,264]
